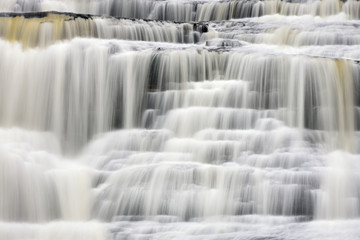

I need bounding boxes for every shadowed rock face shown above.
[0,1,360,240]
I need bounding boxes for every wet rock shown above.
[205,39,244,48]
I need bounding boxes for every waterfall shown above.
[2,0,360,20]
[0,1,360,239]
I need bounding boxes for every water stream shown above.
[0,1,360,239]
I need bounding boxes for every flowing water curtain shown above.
[0,128,96,222]
[0,0,360,239]
[0,0,360,20]
[0,39,117,152]
[0,13,203,48]
[89,50,360,219]
[0,36,358,153]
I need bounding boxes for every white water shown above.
[2,0,360,20]
[0,1,360,240]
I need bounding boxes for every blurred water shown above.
[2,0,360,20]
[0,1,360,240]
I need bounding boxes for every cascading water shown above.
[0,0,360,239]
